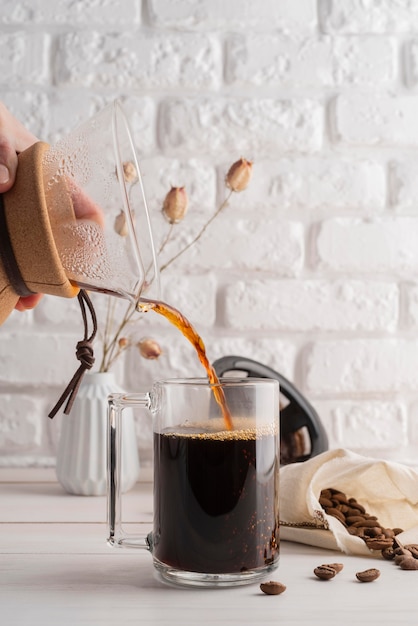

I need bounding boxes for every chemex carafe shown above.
[0,100,159,324]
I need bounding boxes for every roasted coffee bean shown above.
[348,499,366,514]
[381,545,396,560]
[323,562,344,573]
[405,544,418,559]
[399,557,418,571]
[326,507,346,524]
[365,537,394,551]
[356,568,380,582]
[345,515,367,525]
[319,496,333,508]
[363,527,384,538]
[352,519,381,529]
[394,549,412,564]
[393,528,404,535]
[321,489,333,499]
[332,493,349,504]
[260,581,287,595]
[314,565,336,580]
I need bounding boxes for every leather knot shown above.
[75,340,95,370]
[49,290,98,418]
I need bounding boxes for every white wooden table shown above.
[1,468,417,625]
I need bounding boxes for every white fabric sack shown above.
[279,448,418,556]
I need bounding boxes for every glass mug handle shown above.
[107,392,152,549]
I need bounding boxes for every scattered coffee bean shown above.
[399,557,418,571]
[356,568,380,583]
[324,562,344,573]
[260,581,287,595]
[314,565,337,580]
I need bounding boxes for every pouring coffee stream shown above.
[137,298,234,431]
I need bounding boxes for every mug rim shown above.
[154,377,280,388]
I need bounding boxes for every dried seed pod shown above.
[162,186,188,224]
[122,161,138,183]
[114,210,129,236]
[314,565,336,580]
[356,568,380,583]
[137,338,162,360]
[225,158,253,192]
[118,337,129,349]
[260,581,286,595]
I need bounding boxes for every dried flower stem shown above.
[99,158,251,372]
[99,302,136,372]
[157,223,175,256]
[159,190,233,272]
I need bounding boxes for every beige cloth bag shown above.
[280,448,418,556]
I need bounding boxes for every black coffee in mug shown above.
[153,419,279,575]
[108,379,280,587]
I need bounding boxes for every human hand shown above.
[0,102,42,311]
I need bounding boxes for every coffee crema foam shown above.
[163,418,278,441]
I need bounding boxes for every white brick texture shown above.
[159,98,324,155]
[224,280,398,332]
[149,0,317,32]
[2,0,418,466]
[55,32,221,90]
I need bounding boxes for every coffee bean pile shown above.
[319,487,418,572]
[319,488,400,551]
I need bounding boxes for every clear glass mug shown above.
[107,378,280,587]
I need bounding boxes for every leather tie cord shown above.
[0,193,36,297]
[49,289,97,418]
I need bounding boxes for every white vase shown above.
[56,372,140,496]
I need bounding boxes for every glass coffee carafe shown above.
[0,100,159,324]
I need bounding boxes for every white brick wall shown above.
[1,0,418,467]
